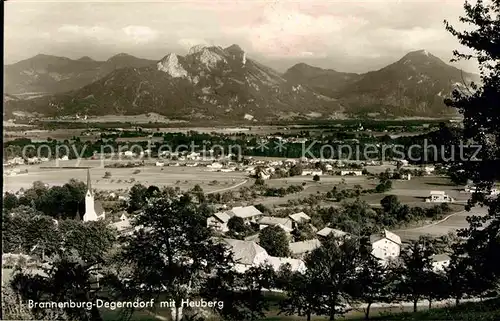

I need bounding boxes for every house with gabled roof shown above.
[258,216,293,231]
[263,256,306,273]
[370,229,402,261]
[316,227,348,238]
[288,212,311,228]
[207,212,231,232]
[289,238,322,258]
[221,239,270,273]
[431,254,451,272]
[227,206,263,224]
[222,238,305,274]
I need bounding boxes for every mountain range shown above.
[4,46,479,120]
[4,53,156,95]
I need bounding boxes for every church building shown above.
[83,169,105,222]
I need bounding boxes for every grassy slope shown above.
[101,298,500,321]
[362,298,500,321]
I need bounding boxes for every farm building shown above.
[222,239,305,273]
[370,229,401,261]
[317,227,348,238]
[302,170,323,176]
[258,216,293,231]
[432,254,451,272]
[340,170,363,176]
[426,191,454,203]
[289,212,311,228]
[289,239,322,258]
[227,206,263,224]
[207,212,231,232]
[424,166,435,174]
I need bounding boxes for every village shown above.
[2,149,479,277]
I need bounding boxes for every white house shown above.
[465,186,499,195]
[426,191,454,203]
[83,170,106,222]
[301,170,323,176]
[424,166,435,175]
[207,212,231,233]
[227,206,263,224]
[187,152,201,160]
[259,171,271,180]
[207,162,223,170]
[398,160,409,167]
[8,157,25,165]
[401,173,412,180]
[370,229,401,261]
[340,170,363,176]
[431,254,451,272]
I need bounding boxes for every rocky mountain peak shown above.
[157,53,188,78]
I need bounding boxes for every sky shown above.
[4,0,479,73]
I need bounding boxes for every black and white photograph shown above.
[2,0,500,320]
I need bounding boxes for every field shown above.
[3,159,248,194]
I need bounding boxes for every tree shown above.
[146,185,160,198]
[10,253,105,321]
[313,174,320,182]
[279,267,322,321]
[305,235,364,320]
[254,177,265,186]
[396,236,437,312]
[190,184,205,203]
[350,253,392,320]
[227,216,246,234]
[202,264,276,321]
[259,225,290,257]
[289,164,303,176]
[2,208,58,257]
[293,222,316,242]
[57,220,116,263]
[3,192,19,211]
[254,203,270,214]
[443,0,500,298]
[115,194,231,321]
[423,269,448,309]
[127,183,148,213]
[380,195,401,214]
[2,282,64,320]
[375,179,392,193]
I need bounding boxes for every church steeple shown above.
[86,169,93,196]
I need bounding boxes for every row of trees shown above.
[3,180,87,219]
